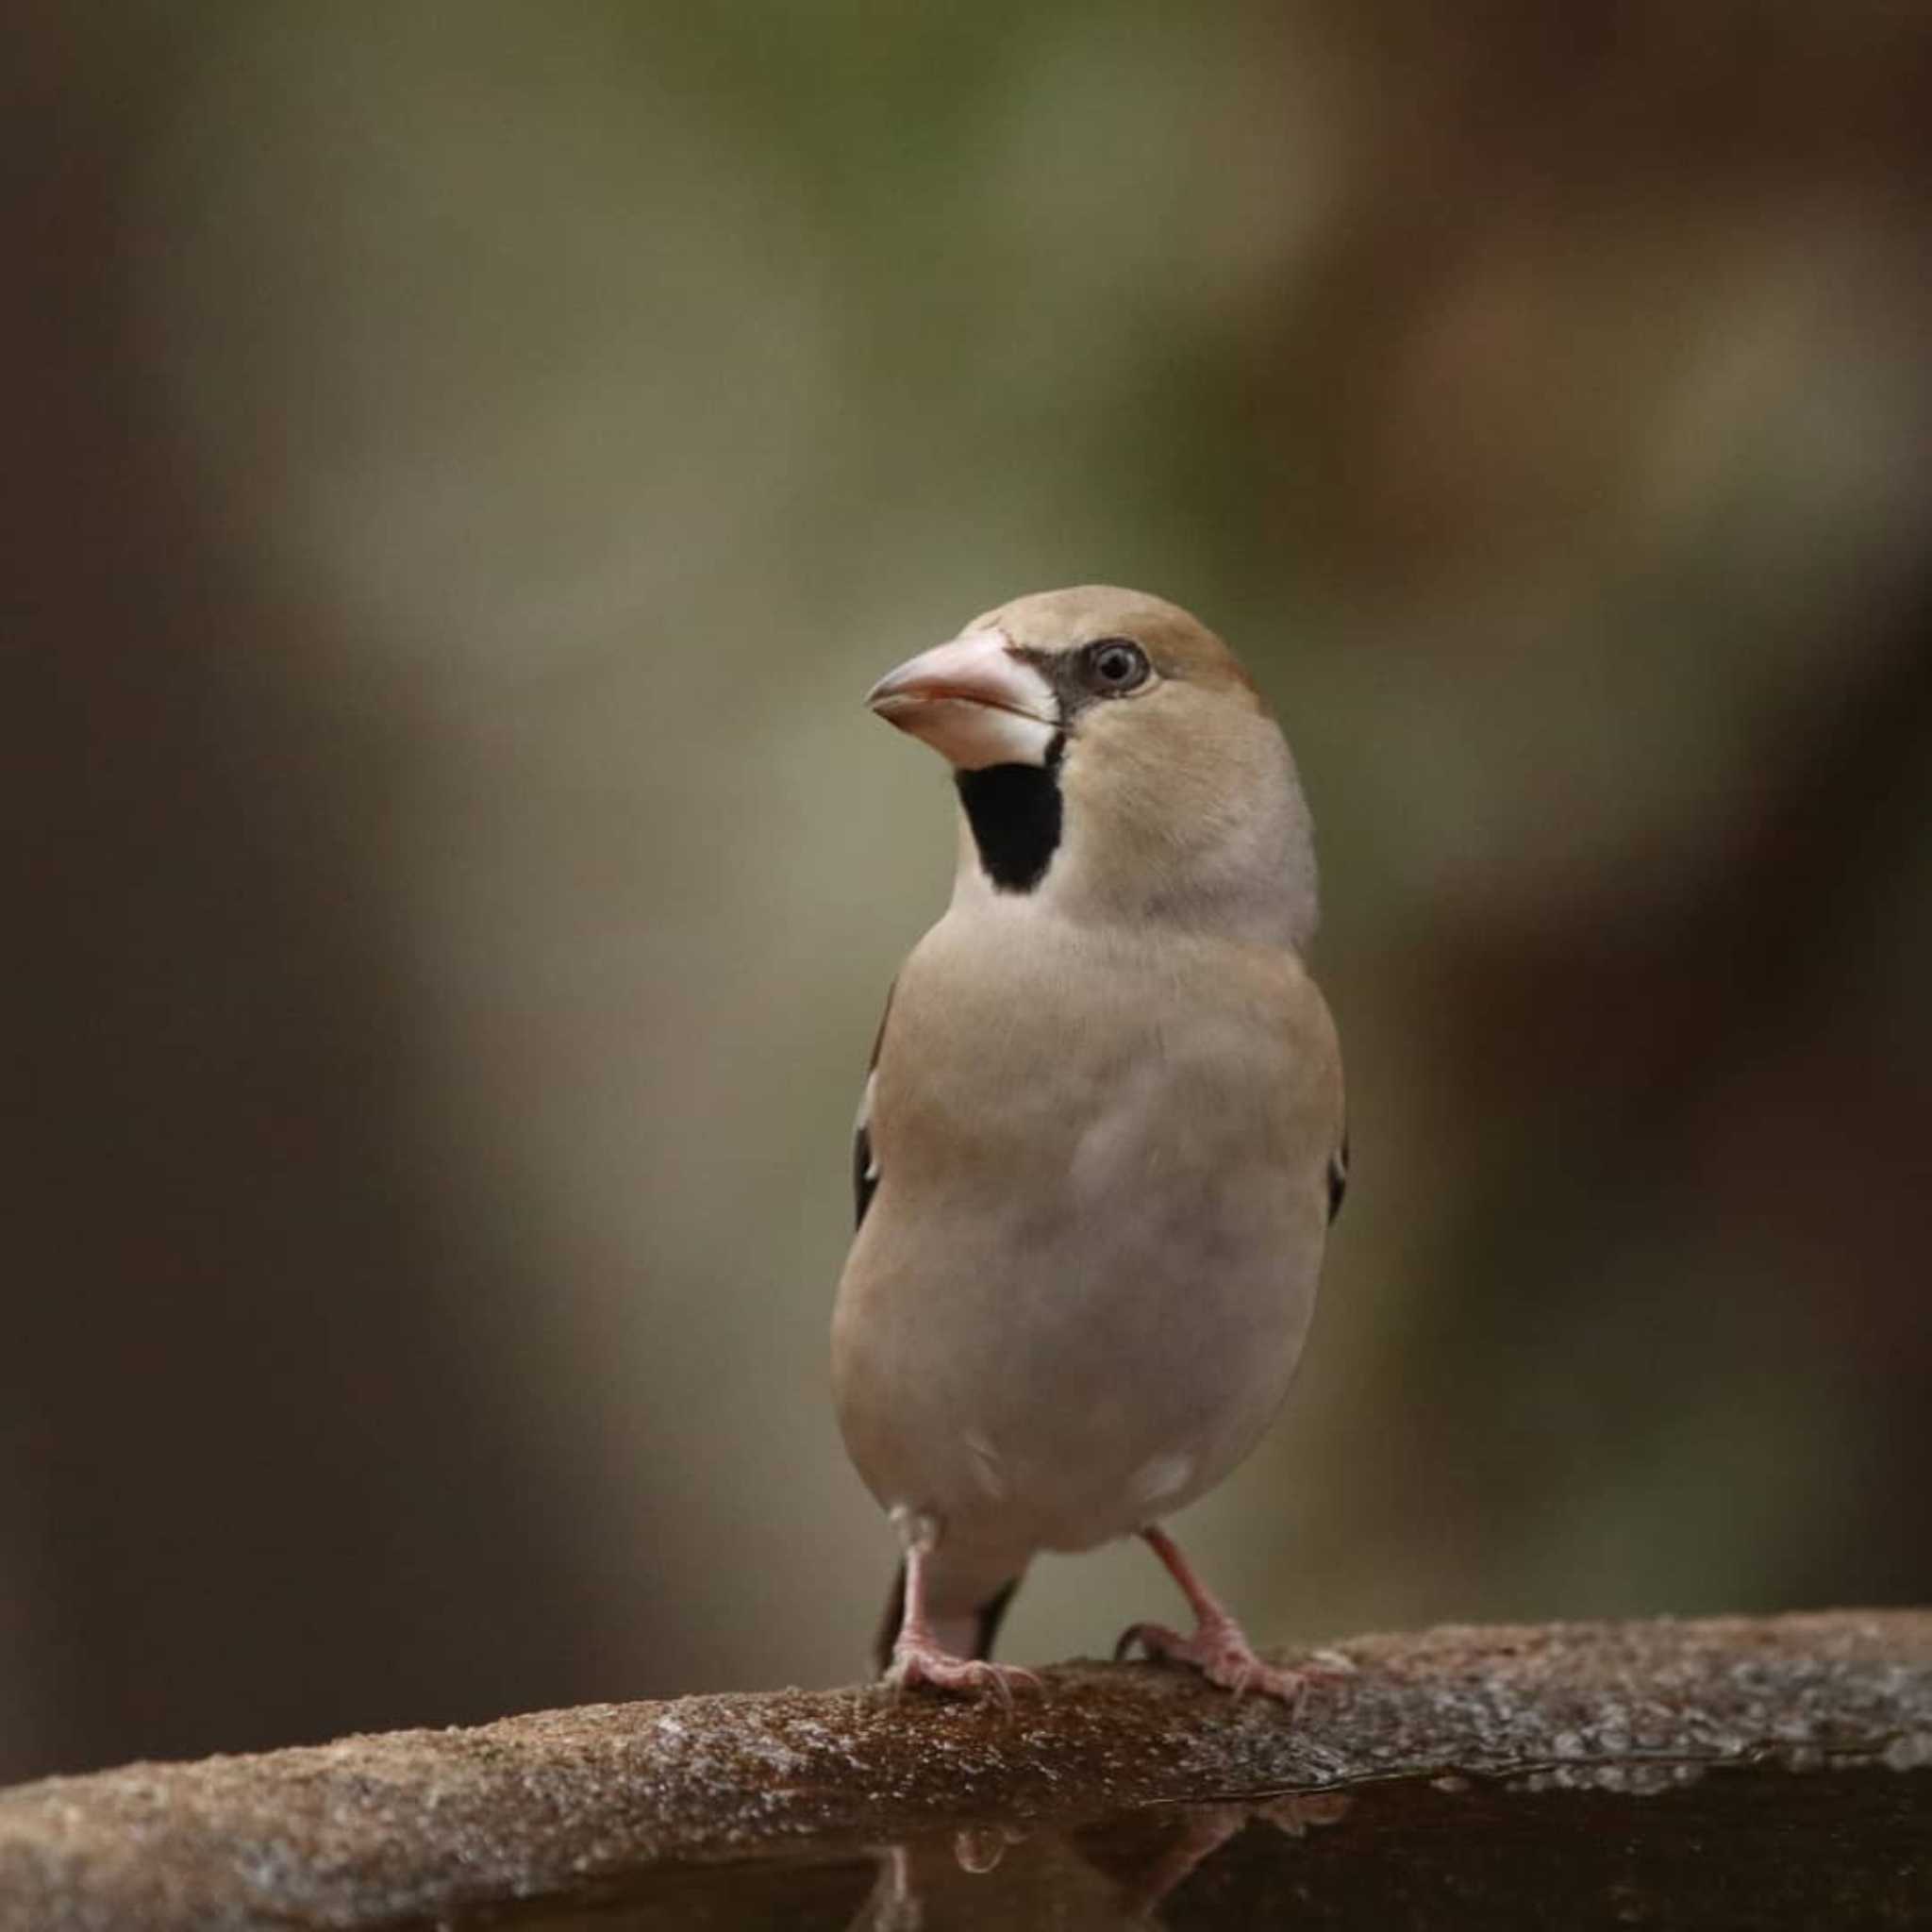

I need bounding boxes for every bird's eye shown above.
[1083,638,1150,695]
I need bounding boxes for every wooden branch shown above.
[3,1611,1928,1929]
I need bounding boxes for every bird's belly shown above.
[832,1176,1322,1557]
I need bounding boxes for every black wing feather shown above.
[853,979,895,1230]
[854,1114,878,1228]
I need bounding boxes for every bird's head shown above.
[866,586,1318,946]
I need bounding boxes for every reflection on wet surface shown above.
[413,1764,1930,1930]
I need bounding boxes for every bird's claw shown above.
[1305,1646,1359,1679]
[1114,1616,1314,1707]
[886,1638,1043,1708]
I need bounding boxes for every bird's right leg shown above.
[1115,1524,1314,1703]
[882,1509,1041,1706]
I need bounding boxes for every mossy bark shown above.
[2,1611,1927,1929]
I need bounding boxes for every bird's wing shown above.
[1265,950,1348,1234]
[852,978,895,1230]
[1327,1128,1349,1223]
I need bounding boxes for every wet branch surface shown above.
[2,1611,1928,1929]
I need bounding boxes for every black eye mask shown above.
[1011,637,1154,718]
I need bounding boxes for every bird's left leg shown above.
[883,1510,1041,1706]
[1115,1524,1316,1704]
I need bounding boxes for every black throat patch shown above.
[955,736,1065,892]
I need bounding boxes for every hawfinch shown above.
[832,586,1346,1702]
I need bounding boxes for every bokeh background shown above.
[6,4,1929,1784]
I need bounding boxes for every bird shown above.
[831,585,1346,1704]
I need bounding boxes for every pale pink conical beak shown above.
[865,630,1058,771]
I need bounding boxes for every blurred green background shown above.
[6,4,1929,1783]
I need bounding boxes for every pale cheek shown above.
[893,700,1057,772]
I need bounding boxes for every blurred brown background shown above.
[4,4,1928,1784]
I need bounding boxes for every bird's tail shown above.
[874,1561,1024,1674]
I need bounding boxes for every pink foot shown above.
[1114,1615,1313,1705]
[886,1631,1043,1708]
